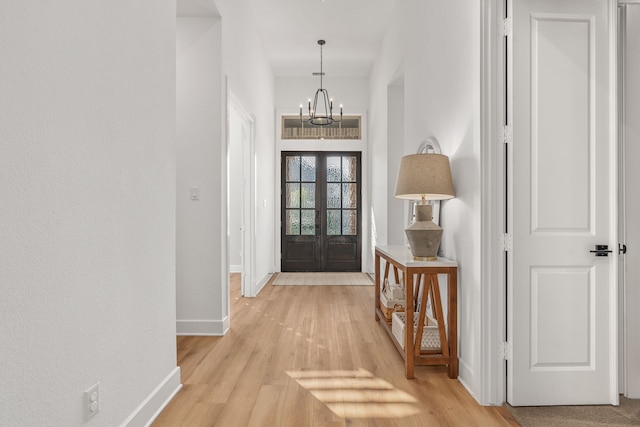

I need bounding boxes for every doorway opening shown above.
[227,94,256,297]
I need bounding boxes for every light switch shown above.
[190,186,200,201]
[263,199,267,207]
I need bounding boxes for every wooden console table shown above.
[374,245,458,379]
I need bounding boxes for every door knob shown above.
[590,245,612,257]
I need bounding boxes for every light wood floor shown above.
[153,274,520,427]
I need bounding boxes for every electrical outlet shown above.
[84,382,99,422]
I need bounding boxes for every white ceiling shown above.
[177,0,397,78]
[246,0,398,78]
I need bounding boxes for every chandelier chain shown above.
[319,42,323,90]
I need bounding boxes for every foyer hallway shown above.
[153,274,518,426]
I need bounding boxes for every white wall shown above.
[0,2,180,426]
[368,6,405,265]
[369,0,483,400]
[216,0,277,293]
[176,0,275,332]
[276,77,369,111]
[228,108,243,272]
[176,17,227,334]
[386,81,405,246]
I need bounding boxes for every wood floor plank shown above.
[153,274,518,427]
[179,402,225,427]
[246,385,286,427]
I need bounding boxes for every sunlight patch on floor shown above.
[287,368,420,419]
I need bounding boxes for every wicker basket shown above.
[380,292,404,321]
[391,312,441,350]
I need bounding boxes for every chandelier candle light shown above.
[300,40,342,126]
[394,153,455,260]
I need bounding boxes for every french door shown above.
[281,152,362,272]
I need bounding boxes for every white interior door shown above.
[508,0,618,405]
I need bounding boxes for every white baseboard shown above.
[176,318,229,336]
[120,366,182,427]
[254,272,273,296]
[458,359,483,405]
[230,264,242,273]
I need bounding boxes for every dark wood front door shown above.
[281,152,362,272]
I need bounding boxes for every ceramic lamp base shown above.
[405,204,442,260]
[412,256,438,261]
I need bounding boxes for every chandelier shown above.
[299,40,342,126]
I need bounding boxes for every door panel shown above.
[531,14,593,233]
[281,152,361,272]
[509,0,617,405]
[282,154,321,271]
[530,267,593,368]
[323,154,361,271]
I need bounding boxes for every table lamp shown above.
[394,153,455,260]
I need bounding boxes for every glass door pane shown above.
[325,155,358,236]
[284,155,316,236]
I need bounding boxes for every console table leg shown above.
[405,272,415,379]
[374,253,381,321]
[448,267,458,378]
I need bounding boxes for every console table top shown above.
[375,245,458,268]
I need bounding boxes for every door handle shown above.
[590,245,612,257]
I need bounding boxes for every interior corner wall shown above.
[387,82,405,246]
[368,4,405,267]
[0,2,179,426]
[176,17,227,334]
[216,0,276,291]
[368,0,483,401]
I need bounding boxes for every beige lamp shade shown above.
[394,153,455,201]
